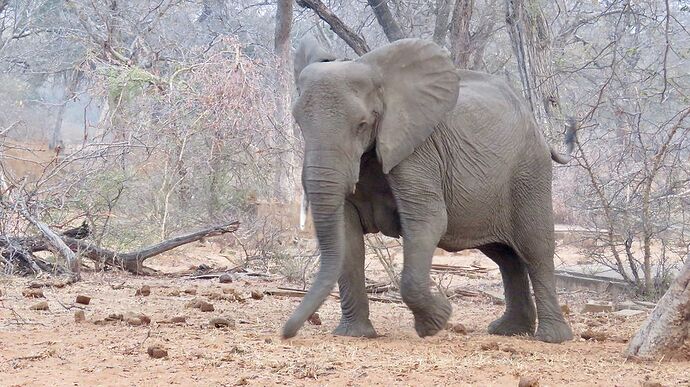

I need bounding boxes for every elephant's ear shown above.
[358,39,459,174]
[294,36,336,83]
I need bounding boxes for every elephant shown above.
[282,36,575,344]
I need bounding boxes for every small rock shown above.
[196,263,212,271]
[135,285,151,296]
[184,288,197,295]
[560,304,571,315]
[74,310,85,322]
[642,381,664,387]
[307,312,322,325]
[200,302,215,312]
[126,317,143,326]
[580,329,608,341]
[581,300,613,314]
[447,323,467,334]
[250,290,264,300]
[170,316,186,323]
[30,301,49,311]
[219,273,234,283]
[236,377,249,386]
[139,314,151,325]
[502,345,519,354]
[168,289,181,297]
[264,338,272,344]
[185,298,205,308]
[480,341,499,351]
[105,313,124,321]
[22,288,44,298]
[518,375,540,387]
[147,345,168,359]
[613,309,645,318]
[75,295,91,305]
[209,317,235,328]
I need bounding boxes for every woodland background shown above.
[0,0,689,298]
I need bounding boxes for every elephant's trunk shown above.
[282,151,351,338]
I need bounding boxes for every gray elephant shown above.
[283,37,575,343]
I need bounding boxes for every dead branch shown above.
[296,0,370,55]
[19,205,80,278]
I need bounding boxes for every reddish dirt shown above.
[1,246,688,386]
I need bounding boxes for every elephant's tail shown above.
[550,117,578,165]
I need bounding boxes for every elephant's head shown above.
[282,37,459,338]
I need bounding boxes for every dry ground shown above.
[1,245,688,387]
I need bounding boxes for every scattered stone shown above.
[22,288,44,298]
[642,381,664,387]
[518,375,540,387]
[502,345,519,354]
[222,287,245,302]
[186,298,205,308]
[30,301,49,311]
[480,341,499,351]
[105,313,124,321]
[250,290,264,300]
[307,312,322,325]
[147,345,168,359]
[235,377,249,386]
[219,273,234,283]
[264,338,272,344]
[197,263,212,271]
[210,317,236,328]
[581,300,613,314]
[126,316,143,326]
[135,285,151,296]
[74,310,85,323]
[139,314,151,325]
[446,322,467,334]
[560,304,571,315]
[200,302,215,312]
[580,329,608,341]
[613,309,645,318]
[168,289,181,297]
[170,316,186,323]
[75,295,91,305]
[184,288,197,295]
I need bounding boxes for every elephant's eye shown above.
[356,121,367,134]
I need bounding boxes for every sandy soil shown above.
[1,246,688,387]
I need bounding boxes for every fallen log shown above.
[2,221,240,275]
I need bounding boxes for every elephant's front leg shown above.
[333,202,377,338]
[393,186,452,337]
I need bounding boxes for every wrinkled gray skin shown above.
[283,37,575,343]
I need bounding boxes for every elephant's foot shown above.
[535,318,573,343]
[487,313,536,337]
[412,296,452,338]
[333,318,377,338]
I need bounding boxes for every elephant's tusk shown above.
[299,194,309,231]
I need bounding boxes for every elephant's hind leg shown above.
[479,244,536,336]
[333,202,377,338]
[513,230,573,343]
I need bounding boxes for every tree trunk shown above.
[626,259,690,360]
[273,0,297,203]
[432,0,452,45]
[367,0,405,42]
[504,0,562,140]
[449,0,474,68]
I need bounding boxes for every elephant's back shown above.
[452,70,549,160]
